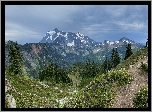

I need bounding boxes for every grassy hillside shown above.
[5,47,148,108]
[5,67,77,108]
[116,47,148,70]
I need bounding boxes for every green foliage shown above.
[140,62,148,73]
[5,70,75,108]
[116,47,148,70]
[64,70,132,108]
[5,88,57,108]
[34,59,40,70]
[106,70,132,86]
[124,43,133,60]
[80,59,102,79]
[64,79,117,108]
[78,77,93,89]
[5,96,9,108]
[8,42,23,75]
[39,62,72,85]
[133,87,148,108]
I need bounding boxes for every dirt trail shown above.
[113,57,148,108]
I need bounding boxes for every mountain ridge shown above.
[5,29,145,78]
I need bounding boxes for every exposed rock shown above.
[129,65,134,69]
[6,94,16,108]
[31,44,41,59]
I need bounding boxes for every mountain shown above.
[40,28,98,46]
[5,29,145,78]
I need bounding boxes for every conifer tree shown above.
[124,43,133,60]
[115,48,120,66]
[8,42,23,75]
[145,39,148,47]
[81,59,98,78]
[103,57,112,74]
[111,48,121,68]
[38,62,72,84]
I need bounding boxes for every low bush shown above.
[106,70,132,86]
[140,62,148,73]
[133,87,148,108]
[64,81,117,108]
[78,77,93,89]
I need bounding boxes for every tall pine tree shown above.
[102,57,112,74]
[38,62,72,84]
[145,39,148,48]
[111,48,121,68]
[124,43,133,60]
[81,59,98,78]
[8,42,23,75]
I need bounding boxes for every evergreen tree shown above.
[8,42,23,75]
[115,48,121,66]
[111,48,121,68]
[81,59,98,78]
[145,39,148,48]
[124,43,133,60]
[102,57,112,74]
[38,62,72,84]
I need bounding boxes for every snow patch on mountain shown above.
[93,48,101,54]
[76,33,80,37]
[106,41,109,43]
[47,31,56,38]
[109,42,114,45]
[67,40,74,47]
[115,41,119,43]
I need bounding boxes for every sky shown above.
[5,5,148,45]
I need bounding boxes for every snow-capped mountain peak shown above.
[53,28,60,32]
[40,28,98,46]
[98,37,136,48]
[119,37,135,44]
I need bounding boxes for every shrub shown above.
[133,87,148,108]
[140,62,148,73]
[64,81,117,108]
[5,96,9,108]
[78,77,93,89]
[106,70,132,87]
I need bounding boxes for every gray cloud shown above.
[5,5,148,44]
